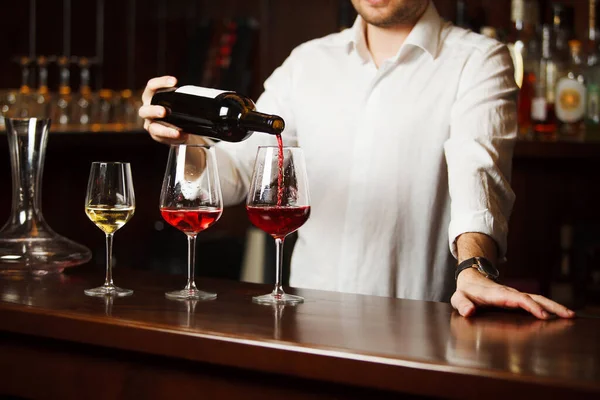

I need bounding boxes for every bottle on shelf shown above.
[532,25,558,139]
[12,56,35,118]
[16,56,32,96]
[72,57,95,128]
[34,56,52,118]
[552,3,574,61]
[117,89,142,128]
[150,86,285,142]
[508,0,540,137]
[51,56,73,129]
[92,89,115,127]
[555,40,586,138]
[586,0,600,135]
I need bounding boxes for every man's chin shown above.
[360,14,399,28]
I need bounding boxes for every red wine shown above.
[160,207,222,234]
[276,134,284,206]
[246,206,310,238]
[151,86,285,142]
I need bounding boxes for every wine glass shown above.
[84,162,135,297]
[247,146,311,305]
[160,144,223,300]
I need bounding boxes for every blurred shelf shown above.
[3,123,600,160]
[0,122,145,135]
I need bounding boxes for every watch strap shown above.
[455,257,499,281]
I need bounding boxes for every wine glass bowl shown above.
[247,146,310,305]
[160,144,223,301]
[84,162,135,297]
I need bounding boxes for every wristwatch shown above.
[455,257,499,281]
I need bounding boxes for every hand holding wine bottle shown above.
[140,76,188,145]
[139,75,284,144]
[138,76,186,145]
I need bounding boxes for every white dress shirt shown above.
[214,2,517,302]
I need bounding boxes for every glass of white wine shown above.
[84,162,135,297]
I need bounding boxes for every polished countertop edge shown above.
[0,300,598,398]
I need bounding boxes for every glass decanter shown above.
[0,118,92,275]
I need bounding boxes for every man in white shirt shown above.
[139,0,574,319]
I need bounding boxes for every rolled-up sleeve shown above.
[444,43,518,261]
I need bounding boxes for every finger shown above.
[148,122,183,140]
[139,105,166,119]
[466,284,549,320]
[496,289,549,320]
[529,294,576,318]
[149,131,189,145]
[451,290,476,317]
[142,76,177,104]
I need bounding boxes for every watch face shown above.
[476,257,499,280]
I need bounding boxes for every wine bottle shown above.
[555,40,586,137]
[508,0,540,136]
[532,25,558,138]
[586,0,600,133]
[151,85,285,142]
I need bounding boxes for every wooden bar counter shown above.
[0,269,599,399]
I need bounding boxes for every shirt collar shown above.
[335,1,443,62]
[403,1,443,60]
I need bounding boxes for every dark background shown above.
[1,0,600,307]
[0,0,593,97]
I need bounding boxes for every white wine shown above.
[85,205,135,234]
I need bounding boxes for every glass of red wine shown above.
[160,144,223,301]
[247,146,311,305]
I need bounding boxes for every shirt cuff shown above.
[448,209,509,263]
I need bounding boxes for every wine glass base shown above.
[84,285,133,297]
[165,288,217,301]
[252,292,304,305]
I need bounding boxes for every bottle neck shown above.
[512,0,538,34]
[241,111,285,135]
[80,66,90,91]
[541,27,552,59]
[20,66,31,94]
[38,65,48,94]
[571,48,583,65]
[591,0,598,41]
[553,8,573,39]
[59,65,71,94]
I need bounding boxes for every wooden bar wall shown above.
[0,0,593,96]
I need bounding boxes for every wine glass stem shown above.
[104,233,114,287]
[273,237,285,296]
[186,234,198,290]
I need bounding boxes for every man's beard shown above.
[351,0,429,27]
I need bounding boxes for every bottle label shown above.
[555,78,586,123]
[587,84,600,121]
[175,86,228,98]
[531,97,547,121]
